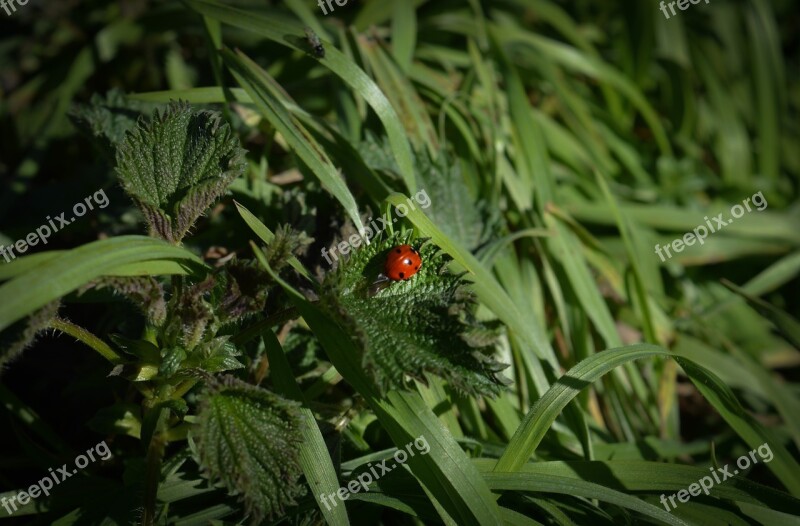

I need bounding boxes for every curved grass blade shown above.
[494,344,667,472]
[494,342,800,496]
[474,459,800,515]
[0,236,205,331]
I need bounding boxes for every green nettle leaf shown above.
[159,346,187,377]
[319,232,509,395]
[193,375,306,523]
[115,101,247,243]
[68,88,159,158]
[186,336,244,373]
[357,132,404,181]
[261,224,313,274]
[414,151,499,252]
[359,135,496,250]
[207,227,310,326]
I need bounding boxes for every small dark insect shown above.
[304,27,325,58]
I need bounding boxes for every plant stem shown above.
[142,430,166,526]
[50,318,125,364]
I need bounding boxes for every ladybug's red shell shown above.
[384,245,421,281]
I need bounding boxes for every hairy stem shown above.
[50,318,125,364]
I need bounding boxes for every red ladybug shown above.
[383,244,422,281]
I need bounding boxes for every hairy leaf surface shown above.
[193,375,305,522]
[319,232,508,395]
[115,102,247,243]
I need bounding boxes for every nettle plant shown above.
[5,101,507,522]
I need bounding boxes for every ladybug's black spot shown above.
[403,258,412,265]
[395,248,402,253]
[414,265,419,270]
[399,272,405,279]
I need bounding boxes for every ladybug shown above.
[383,244,422,281]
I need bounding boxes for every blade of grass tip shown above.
[182,0,416,193]
[262,331,350,526]
[222,49,366,238]
[741,250,800,296]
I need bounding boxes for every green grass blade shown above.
[262,330,350,526]
[0,236,204,331]
[675,356,800,496]
[222,48,365,237]
[495,343,667,472]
